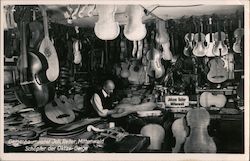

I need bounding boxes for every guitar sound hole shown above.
[212,76,225,78]
[57,114,70,118]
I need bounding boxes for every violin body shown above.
[73,39,82,64]
[94,5,120,40]
[212,31,228,56]
[207,57,228,83]
[162,42,173,61]
[183,33,194,57]
[233,28,244,54]
[184,108,216,153]
[15,50,55,107]
[200,92,227,108]
[171,117,188,153]
[120,61,130,78]
[192,33,206,57]
[155,20,169,44]
[147,48,165,79]
[124,5,146,41]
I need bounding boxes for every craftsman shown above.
[90,80,117,117]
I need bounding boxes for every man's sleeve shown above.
[90,93,109,117]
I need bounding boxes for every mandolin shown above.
[39,5,60,82]
[183,19,194,57]
[233,19,244,54]
[207,57,228,83]
[15,8,54,107]
[124,5,147,41]
[184,108,216,153]
[212,19,228,56]
[205,18,215,57]
[147,29,165,79]
[192,19,206,57]
[200,92,227,108]
[45,97,75,124]
[94,5,120,40]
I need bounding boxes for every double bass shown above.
[15,7,54,107]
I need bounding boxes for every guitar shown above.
[200,92,227,108]
[128,59,145,85]
[94,5,120,40]
[212,19,228,56]
[233,19,244,54]
[192,19,206,57]
[39,5,60,82]
[183,19,194,57]
[207,57,228,83]
[15,7,54,107]
[184,108,216,153]
[73,26,82,64]
[124,5,147,41]
[205,18,215,57]
[45,97,75,124]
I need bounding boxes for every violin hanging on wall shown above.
[183,18,194,57]
[73,26,82,64]
[192,18,206,57]
[124,5,147,41]
[233,18,244,54]
[205,17,215,57]
[212,18,228,56]
[94,5,120,40]
[15,7,54,107]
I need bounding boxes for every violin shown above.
[124,5,147,41]
[207,57,228,83]
[205,18,215,57]
[155,20,169,44]
[183,19,194,57]
[132,40,143,59]
[73,26,82,64]
[146,29,165,79]
[94,5,120,40]
[120,60,130,78]
[120,28,127,60]
[192,19,206,57]
[15,8,54,107]
[233,19,244,54]
[184,108,217,153]
[212,19,228,56]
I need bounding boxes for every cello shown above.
[15,7,54,107]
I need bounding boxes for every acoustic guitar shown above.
[205,18,215,57]
[192,19,206,57]
[124,5,147,41]
[184,108,216,153]
[207,57,228,83]
[94,5,120,40]
[39,5,60,82]
[45,97,75,124]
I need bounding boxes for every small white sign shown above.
[165,95,189,107]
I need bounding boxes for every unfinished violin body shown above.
[200,92,227,108]
[184,108,216,153]
[124,5,146,41]
[94,5,120,40]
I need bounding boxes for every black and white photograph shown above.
[0,0,249,161]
